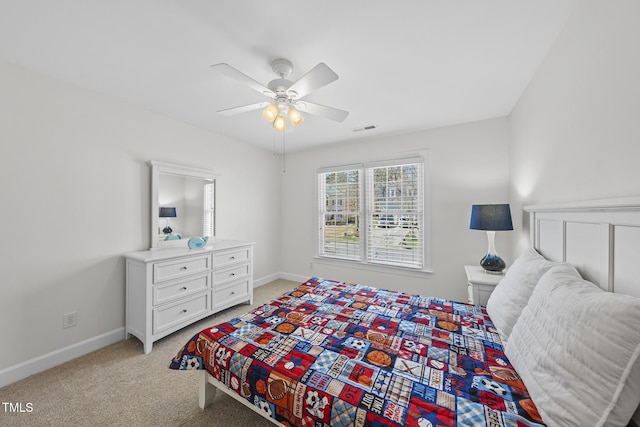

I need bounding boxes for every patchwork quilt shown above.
[170,277,545,427]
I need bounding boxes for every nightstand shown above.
[464,265,504,306]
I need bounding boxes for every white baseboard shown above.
[253,272,309,288]
[253,272,280,288]
[0,273,310,389]
[0,327,124,389]
[278,272,311,283]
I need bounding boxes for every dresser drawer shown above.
[213,247,250,269]
[153,255,210,283]
[213,263,249,285]
[213,279,249,309]
[153,292,209,334]
[153,273,210,305]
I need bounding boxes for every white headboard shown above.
[525,196,640,425]
[525,196,640,298]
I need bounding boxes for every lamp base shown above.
[162,225,173,234]
[480,254,506,274]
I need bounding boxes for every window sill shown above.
[312,256,433,278]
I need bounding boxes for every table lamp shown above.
[470,204,513,273]
[159,207,177,234]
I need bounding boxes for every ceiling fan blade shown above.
[298,102,349,122]
[217,102,270,116]
[288,63,338,99]
[211,63,275,97]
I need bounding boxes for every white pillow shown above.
[486,247,557,344]
[505,264,640,427]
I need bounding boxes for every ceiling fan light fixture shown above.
[288,106,304,127]
[262,103,279,122]
[213,59,348,136]
[273,114,286,132]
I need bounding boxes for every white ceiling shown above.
[0,0,578,152]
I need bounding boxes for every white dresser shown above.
[125,240,254,353]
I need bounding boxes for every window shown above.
[203,179,215,237]
[318,157,426,270]
[366,161,423,268]
[318,168,361,260]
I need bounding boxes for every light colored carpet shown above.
[0,279,299,427]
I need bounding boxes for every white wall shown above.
[280,117,510,301]
[509,4,640,422]
[8,0,637,387]
[509,0,640,254]
[0,60,281,376]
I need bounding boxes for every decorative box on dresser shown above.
[464,265,503,306]
[125,239,254,353]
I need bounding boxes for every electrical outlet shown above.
[63,311,77,329]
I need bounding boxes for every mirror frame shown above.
[150,160,218,249]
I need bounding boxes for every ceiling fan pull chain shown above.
[272,128,276,156]
[282,130,286,173]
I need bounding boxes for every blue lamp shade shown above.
[470,204,513,273]
[470,204,513,231]
[159,207,177,218]
[159,207,176,234]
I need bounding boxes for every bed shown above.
[170,197,640,427]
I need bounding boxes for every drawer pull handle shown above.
[230,291,235,295]
[230,256,236,260]
[181,266,188,270]
[182,309,188,313]
[230,273,235,277]
[181,286,188,290]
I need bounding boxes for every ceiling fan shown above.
[211,58,349,132]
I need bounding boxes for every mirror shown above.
[150,161,217,249]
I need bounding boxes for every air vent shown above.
[352,124,377,132]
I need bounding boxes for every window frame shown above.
[316,153,431,273]
[317,165,363,261]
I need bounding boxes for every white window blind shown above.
[318,168,362,260]
[366,160,423,269]
[317,157,426,270]
[203,180,215,237]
